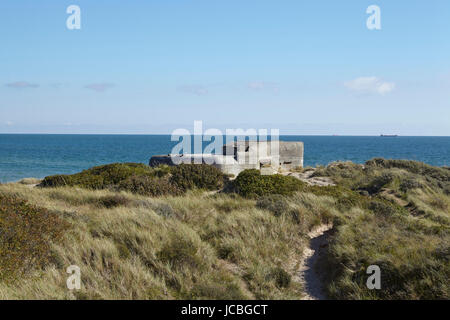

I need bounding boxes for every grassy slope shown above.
[313,159,449,299]
[0,159,448,300]
[0,185,332,299]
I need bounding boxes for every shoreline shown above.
[2,158,450,185]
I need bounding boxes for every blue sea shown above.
[0,134,449,183]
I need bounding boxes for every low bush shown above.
[39,163,227,197]
[443,182,450,195]
[0,194,69,281]
[270,267,291,288]
[84,163,155,185]
[399,176,423,192]
[39,174,77,188]
[39,163,155,189]
[118,175,183,197]
[232,170,304,198]
[217,244,235,260]
[364,172,396,194]
[169,164,227,191]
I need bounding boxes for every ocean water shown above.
[0,134,449,183]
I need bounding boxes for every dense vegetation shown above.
[232,169,305,198]
[312,159,449,299]
[0,194,69,282]
[39,163,227,196]
[0,158,448,299]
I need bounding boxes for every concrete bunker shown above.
[149,141,304,176]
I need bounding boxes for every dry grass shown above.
[0,158,448,300]
[313,159,450,299]
[0,184,330,300]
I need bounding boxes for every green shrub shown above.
[399,177,423,192]
[39,174,76,188]
[39,163,156,189]
[40,163,227,196]
[0,194,69,281]
[118,175,183,197]
[217,244,235,260]
[365,172,396,194]
[233,170,304,198]
[270,267,291,288]
[86,163,155,185]
[169,164,227,191]
[153,165,172,177]
[441,182,450,195]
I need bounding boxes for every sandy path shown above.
[298,224,333,300]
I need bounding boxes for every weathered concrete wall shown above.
[149,140,304,176]
[279,141,304,170]
[222,141,303,170]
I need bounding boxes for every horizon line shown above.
[1,133,450,137]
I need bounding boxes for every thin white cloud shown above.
[344,77,395,95]
[247,81,279,93]
[5,121,14,126]
[177,85,208,96]
[84,83,115,92]
[6,81,39,89]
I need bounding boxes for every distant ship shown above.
[380,134,398,137]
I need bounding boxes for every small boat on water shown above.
[380,134,398,137]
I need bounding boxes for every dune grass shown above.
[313,159,449,299]
[0,159,448,300]
[0,184,329,299]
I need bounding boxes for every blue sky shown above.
[0,0,449,135]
